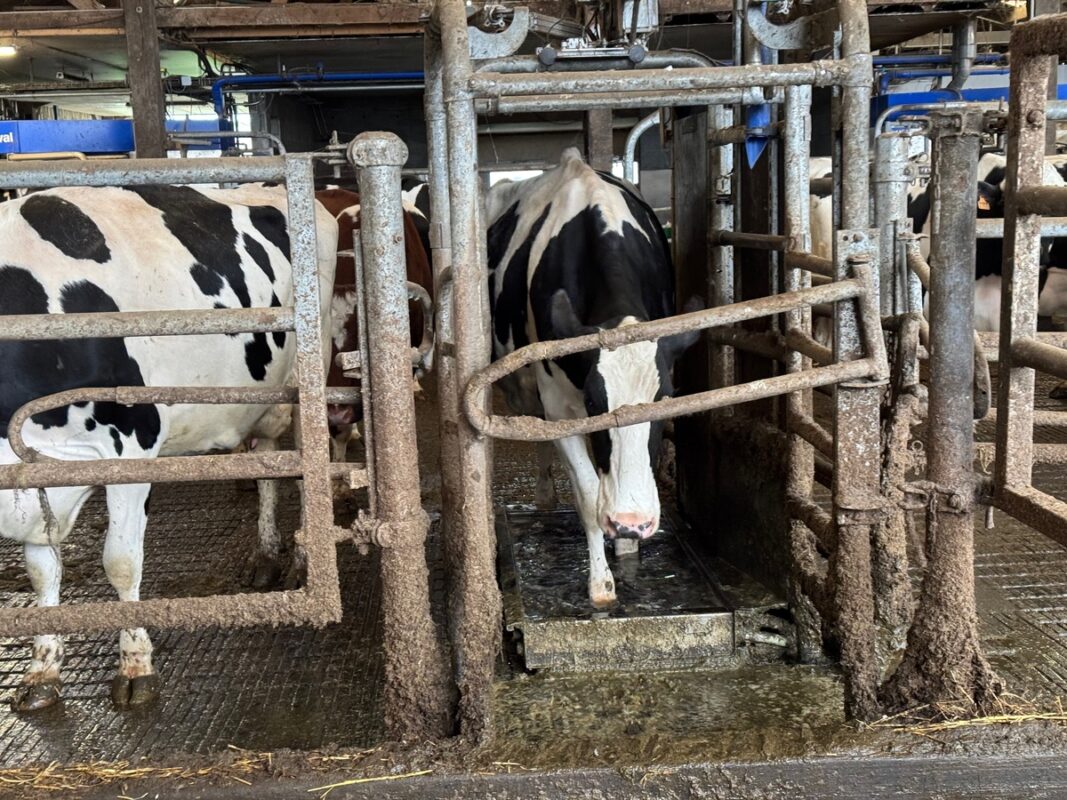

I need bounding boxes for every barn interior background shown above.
[1,0,1067,797]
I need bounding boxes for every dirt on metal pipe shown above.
[883,108,1000,713]
[351,132,451,741]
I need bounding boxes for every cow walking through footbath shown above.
[485,148,699,607]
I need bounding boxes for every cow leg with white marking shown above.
[13,541,64,712]
[553,435,616,606]
[103,482,159,707]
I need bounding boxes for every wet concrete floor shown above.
[0,378,1066,771]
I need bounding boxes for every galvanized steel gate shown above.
[0,138,450,740]
[424,0,895,729]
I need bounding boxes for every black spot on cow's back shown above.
[125,185,252,308]
[249,205,290,260]
[20,194,111,264]
[243,233,275,282]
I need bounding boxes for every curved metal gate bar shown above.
[994,13,1067,537]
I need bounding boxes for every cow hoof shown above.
[589,578,617,608]
[111,673,160,709]
[284,562,308,591]
[534,486,558,512]
[250,554,284,590]
[12,681,61,712]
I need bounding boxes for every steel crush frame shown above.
[993,13,1067,541]
[0,142,449,740]
[426,0,889,725]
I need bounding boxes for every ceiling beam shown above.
[67,0,105,9]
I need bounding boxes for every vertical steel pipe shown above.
[831,0,880,722]
[709,104,736,394]
[286,154,343,622]
[435,0,501,742]
[782,84,822,663]
[995,53,1052,491]
[350,133,451,740]
[624,110,660,185]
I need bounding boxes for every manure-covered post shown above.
[881,109,1001,711]
[349,132,452,740]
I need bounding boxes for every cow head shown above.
[550,291,701,540]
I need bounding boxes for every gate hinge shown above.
[899,480,973,515]
[349,507,431,554]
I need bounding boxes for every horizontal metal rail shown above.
[978,442,1067,466]
[468,57,861,97]
[0,583,347,638]
[786,493,836,550]
[1012,337,1067,380]
[0,450,362,491]
[981,407,1067,426]
[470,357,878,441]
[994,485,1067,545]
[975,217,1067,238]
[465,278,878,441]
[787,411,835,458]
[8,385,362,464]
[477,88,764,114]
[1016,186,1067,218]
[711,230,789,251]
[0,155,287,189]
[977,331,1067,361]
[785,252,836,279]
[0,306,293,341]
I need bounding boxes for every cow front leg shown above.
[534,442,558,511]
[554,436,615,607]
[103,483,159,708]
[13,542,64,712]
[250,437,285,589]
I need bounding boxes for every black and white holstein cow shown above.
[810,154,1067,333]
[0,184,338,711]
[486,148,698,607]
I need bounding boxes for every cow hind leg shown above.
[554,435,615,607]
[13,542,64,712]
[103,483,159,708]
[534,442,558,511]
[249,438,285,589]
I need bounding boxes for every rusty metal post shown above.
[884,108,999,711]
[349,133,451,740]
[584,109,614,172]
[830,0,882,721]
[435,0,501,742]
[781,84,825,663]
[708,104,736,394]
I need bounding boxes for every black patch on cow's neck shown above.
[20,194,111,264]
[243,233,275,283]
[249,205,291,260]
[488,203,549,354]
[584,366,612,474]
[0,271,160,452]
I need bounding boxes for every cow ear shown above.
[661,296,704,361]
[549,290,588,339]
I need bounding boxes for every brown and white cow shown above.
[314,188,434,461]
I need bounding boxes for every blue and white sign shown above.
[0,122,18,154]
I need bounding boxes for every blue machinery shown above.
[0,118,223,156]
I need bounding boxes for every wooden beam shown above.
[123,0,166,158]
[67,0,105,9]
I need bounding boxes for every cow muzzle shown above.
[604,513,659,540]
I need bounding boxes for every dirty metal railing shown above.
[994,12,1067,543]
[463,271,887,440]
[0,140,449,741]
[428,0,886,725]
[0,153,344,633]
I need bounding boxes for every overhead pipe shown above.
[947,19,977,93]
[623,110,659,184]
[873,53,1005,67]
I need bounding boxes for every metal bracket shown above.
[899,480,972,515]
[468,6,531,60]
[745,5,841,51]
